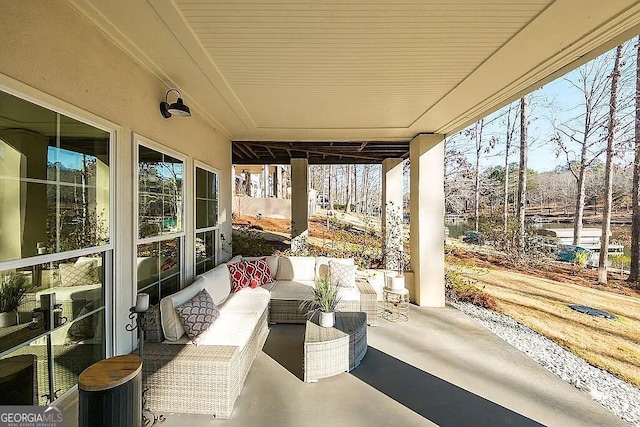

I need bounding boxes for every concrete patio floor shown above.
[60,304,625,426]
[144,304,624,427]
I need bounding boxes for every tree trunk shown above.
[503,105,513,237]
[598,45,622,284]
[516,96,528,253]
[474,119,484,232]
[630,36,640,283]
[573,167,587,244]
[345,164,352,212]
[328,165,334,211]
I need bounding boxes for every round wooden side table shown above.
[78,354,142,427]
[382,286,409,322]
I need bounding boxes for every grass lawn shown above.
[451,263,640,388]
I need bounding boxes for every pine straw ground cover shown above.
[447,247,640,388]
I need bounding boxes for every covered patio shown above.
[1,1,640,425]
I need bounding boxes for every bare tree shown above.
[630,35,640,283]
[516,96,529,253]
[502,102,519,236]
[345,164,352,212]
[598,45,623,284]
[552,55,611,245]
[472,118,485,231]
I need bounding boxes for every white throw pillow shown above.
[316,257,354,279]
[329,260,356,288]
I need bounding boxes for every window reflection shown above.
[137,238,181,304]
[138,146,183,239]
[0,90,110,263]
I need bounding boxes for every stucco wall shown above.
[0,1,232,355]
[233,196,292,219]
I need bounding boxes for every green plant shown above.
[299,276,341,314]
[0,273,29,313]
[573,249,590,268]
[231,228,274,257]
[445,267,497,310]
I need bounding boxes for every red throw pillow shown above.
[228,262,250,292]
[244,258,272,288]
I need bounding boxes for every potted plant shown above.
[0,272,28,327]
[300,276,341,327]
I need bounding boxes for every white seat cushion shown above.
[219,287,270,317]
[270,281,315,300]
[337,286,361,301]
[196,312,258,349]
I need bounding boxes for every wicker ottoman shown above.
[303,312,367,383]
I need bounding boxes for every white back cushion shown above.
[276,256,316,281]
[160,279,206,341]
[199,263,232,305]
[242,256,279,281]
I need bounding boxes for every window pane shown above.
[195,167,208,198]
[196,199,207,229]
[0,253,105,348]
[195,167,218,231]
[137,243,160,291]
[195,231,216,274]
[160,238,180,280]
[138,146,183,238]
[207,200,218,227]
[51,310,105,398]
[0,90,110,263]
[1,339,50,405]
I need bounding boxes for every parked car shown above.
[462,230,484,245]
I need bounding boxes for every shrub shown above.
[231,228,274,257]
[445,267,498,310]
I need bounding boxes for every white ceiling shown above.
[71,0,640,142]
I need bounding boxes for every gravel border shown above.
[451,301,640,426]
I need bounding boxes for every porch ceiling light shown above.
[159,88,191,119]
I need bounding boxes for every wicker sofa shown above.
[266,256,378,326]
[142,255,376,418]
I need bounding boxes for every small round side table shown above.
[382,286,409,322]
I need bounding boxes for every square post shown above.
[409,134,445,307]
[291,158,309,254]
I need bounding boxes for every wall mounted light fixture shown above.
[159,88,191,118]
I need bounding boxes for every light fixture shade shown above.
[160,89,192,119]
[167,98,191,117]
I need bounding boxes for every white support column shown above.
[291,158,309,254]
[381,158,404,271]
[275,165,283,198]
[410,134,446,307]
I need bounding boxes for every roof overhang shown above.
[71,0,640,160]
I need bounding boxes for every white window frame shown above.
[133,134,187,296]
[0,73,118,374]
[193,161,220,273]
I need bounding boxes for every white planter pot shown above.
[319,311,335,328]
[387,275,405,291]
[0,311,18,327]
